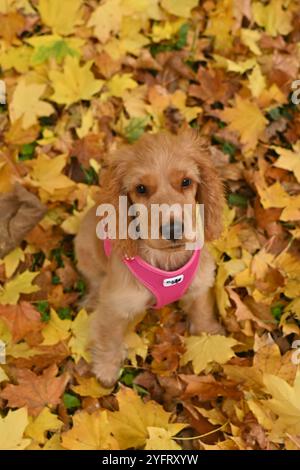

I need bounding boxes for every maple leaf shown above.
[221,96,267,154]
[0,364,69,416]
[0,408,31,450]
[69,309,91,363]
[272,142,300,184]
[0,270,40,305]
[180,334,239,374]
[61,410,118,450]
[108,387,187,449]
[49,56,104,106]
[0,301,42,342]
[25,408,63,445]
[262,371,300,436]
[37,0,83,36]
[28,153,75,196]
[252,0,293,37]
[71,376,113,398]
[1,246,25,278]
[106,73,138,98]
[9,80,54,129]
[88,0,122,43]
[41,308,71,346]
[145,427,182,450]
[161,0,198,18]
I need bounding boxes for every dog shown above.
[75,129,225,387]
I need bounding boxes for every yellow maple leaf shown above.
[170,89,202,122]
[108,387,187,449]
[71,376,113,398]
[280,195,300,221]
[204,0,234,51]
[42,308,72,346]
[0,45,32,73]
[213,55,256,74]
[9,80,54,129]
[25,408,63,445]
[29,153,75,195]
[0,408,31,450]
[0,366,9,383]
[0,270,40,305]
[255,180,290,209]
[273,142,300,184]
[145,427,182,450]
[105,73,138,98]
[69,309,91,363]
[49,56,104,106]
[61,195,96,235]
[221,96,267,154]
[88,0,122,43]
[62,410,118,450]
[248,64,266,98]
[37,0,83,36]
[181,334,239,374]
[240,29,262,56]
[215,259,246,317]
[0,247,25,278]
[263,371,300,436]
[252,0,293,37]
[161,0,198,18]
[125,331,149,367]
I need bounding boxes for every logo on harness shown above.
[163,274,184,287]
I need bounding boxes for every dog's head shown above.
[99,129,224,256]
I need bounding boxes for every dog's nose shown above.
[160,221,184,242]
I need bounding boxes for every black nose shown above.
[160,221,184,241]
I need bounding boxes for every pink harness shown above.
[104,239,201,309]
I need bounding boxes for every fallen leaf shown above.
[0,408,31,450]
[0,364,69,416]
[181,334,239,374]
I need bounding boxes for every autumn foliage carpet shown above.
[0,0,300,451]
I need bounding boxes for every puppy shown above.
[75,129,225,387]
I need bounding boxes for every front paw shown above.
[92,360,121,388]
[189,320,225,336]
[91,347,126,388]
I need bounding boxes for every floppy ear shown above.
[182,129,225,242]
[97,150,137,257]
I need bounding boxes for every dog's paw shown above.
[91,346,126,388]
[189,321,225,336]
[92,361,121,388]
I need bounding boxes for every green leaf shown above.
[63,393,81,410]
[124,117,150,143]
[36,301,50,323]
[175,23,189,49]
[57,307,72,320]
[19,142,36,161]
[228,193,248,207]
[31,40,79,65]
[271,303,284,321]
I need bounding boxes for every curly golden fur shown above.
[75,129,225,387]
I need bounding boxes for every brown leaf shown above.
[71,134,105,168]
[0,184,46,258]
[0,12,25,43]
[0,301,43,343]
[0,364,69,416]
[180,374,242,401]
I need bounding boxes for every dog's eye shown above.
[181,178,192,188]
[136,184,147,194]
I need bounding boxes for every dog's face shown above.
[101,130,224,254]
